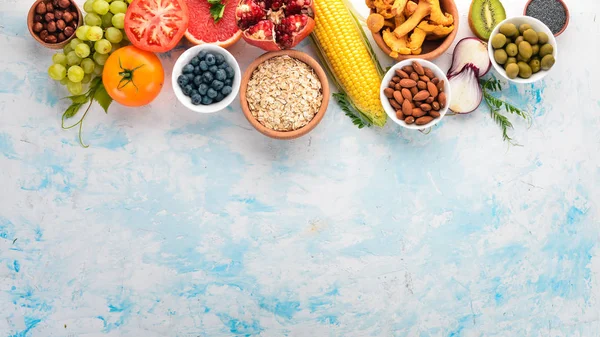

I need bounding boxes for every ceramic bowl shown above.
[27,0,83,49]
[488,16,558,84]
[524,0,569,36]
[371,0,459,61]
[239,50,330,140]
[380,59,451,130]
[172,45,241,113]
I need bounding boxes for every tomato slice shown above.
[124,0,189,53]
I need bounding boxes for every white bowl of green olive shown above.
[488,16,557,84]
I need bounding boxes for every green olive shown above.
[504,57,517,70]
[519,23,533,34]
[517,54,529,62]
[518,61,533,79]
[494,49,508,64]
[539,43,554,57]
[499,23,519,37]
[537,32,549,44]
[531,44,540,56]
[505,63,519,79]
[541,54,556,70]
[492,33,507,49]
[523,29,539,44]
[529,58,541,73]
[514,36,524,45]
[518,41,533,60]
[505,43,518,57]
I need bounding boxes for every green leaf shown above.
[64,103,83,119]
[93,83,113,113]
[66,95,90,104]
[207,0,220,3]
[209,1,225,22]
[334,92,372,129]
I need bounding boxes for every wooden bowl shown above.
[28,0,83,49]
[371,0,459,61]
[524,0,569,37]
[239,50,330,140]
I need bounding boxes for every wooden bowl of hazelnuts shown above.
[28,0,83,49]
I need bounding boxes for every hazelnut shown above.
[68,20,77,28]
[62,11,73,23]
[58,32,66,42]
[47,20,57,32]
[54,10,63,20]
[34,14,43,22]
[32,22,44,33]
[56,19,66,30]
[39,29,49,40]
[58,0,70,9]
[63,26,74,37]
[45,34,58,43]
[46,2,54,12]
[44,12,54,22]
[52,0,59,6]
[35,2,47,15]
[71,10,78,20]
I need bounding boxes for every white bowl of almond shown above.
[240,50,330,140]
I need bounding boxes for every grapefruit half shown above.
[184,0,242,48]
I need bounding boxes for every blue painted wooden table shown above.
[1,0,599,336]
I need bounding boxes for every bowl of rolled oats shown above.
[240,50,330,140]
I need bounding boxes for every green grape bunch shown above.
[47,0,131,95]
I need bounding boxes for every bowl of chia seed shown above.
[524,0,569,36]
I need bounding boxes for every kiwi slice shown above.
[468,0,507,40]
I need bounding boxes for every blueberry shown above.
[186,73,195,82]
[197,50,207,60]
[209,65,218,74]
[194,66,202,75]
[198,83,208,95]
[212,80,224,91]
[218,62,228,69]
[215,53,225,65]
[182,84,193,96]
[199,61,208,71]
[191,89,199,97]
[177,74,189,87]
[215,69,227,81]
[201,96,213,105]
[191,94,203,105]
[182,64,195,74]
[221,86,232,96]
[215,93,225,102]
[190,57,200,66]
[225,66,235,79]
[205,53,216,65]
[194,75,203,86]
[207,88,218,98]
[225,78,232,86]
[202,72,214,84]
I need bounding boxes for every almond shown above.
[437,80,445,92]
[399,79,417,88]
[416,116,434,125]
[420,103,432,112]
[414,101,421,107]
[395,69,409,79]
[401,88,412,101]
[395,83,402,90]
[412,61,424,75]
[410,72,419,81]
[432,77,440,85]
[429,110,441,118]
[438,92,447,107]
[393,90,404,104]
[389,98,401,110]
[425,96,434,104]
[402,65,414,74]
[388,81,395,88]
[413,90,430,101]
[427,81,439,98]
[412,108,426,118]
[396,110,405,120]
[417,81,427,90]
[419,75,430,82]
[424,67,435,79]
[432,101,440,110]
[404,116,415,124]
[383,88,394,98]
[402,99,413,116]
[392,76,401,83]
[410,87,419,96]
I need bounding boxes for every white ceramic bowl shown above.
[172,45,241,113]
[488,16,558,84]
[380,59,451,130]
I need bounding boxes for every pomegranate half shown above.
[235,0,315,51]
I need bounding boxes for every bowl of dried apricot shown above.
[366,0,459,61]
[240,50,330,140]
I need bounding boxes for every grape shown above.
[93,52,109,66]
[126,0,133,3]
[94,64,104,76]
[83,0,95,12]
[68,65,85,83]
[86,26,103,41]
[94,39,112,55]
[111,13,125,29]
[93,0,110,15]
[102,13,114,28]
[70,38,82,50]
[109,1,127,14]
[66,51,82,66]
[75,25,90,41]
[52,52,67,66]
[60,78,69,85]
[82,74,93,84]
[48,64,67,81]
[81,58,96,74]
[67,81,83,95]
[75,43,91,58]
[63,43,73,54]
[105,27,123,44]
[85,13,102,26]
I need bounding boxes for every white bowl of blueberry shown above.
[172,45,241,113]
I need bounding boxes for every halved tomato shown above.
[124,0,190,53]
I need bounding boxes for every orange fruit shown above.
[184,0,242,48]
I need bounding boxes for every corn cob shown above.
[312,0,386,127]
